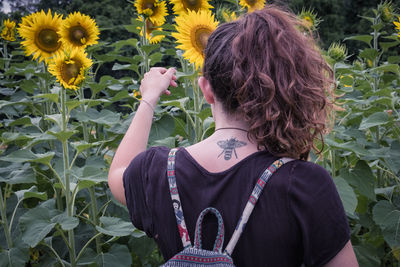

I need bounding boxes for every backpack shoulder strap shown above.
[224,157,295,256]
[167,148,192,248]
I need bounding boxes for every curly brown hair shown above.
[203,5,334,160]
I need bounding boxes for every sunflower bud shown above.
[298,8,321,31]
[328,42,347,62]
[353,60,364,70]
[217,7,237,23]
[378,1,394,23]
[394,16,400,38]
[1,19,16,42]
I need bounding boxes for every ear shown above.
[198,76,215,104]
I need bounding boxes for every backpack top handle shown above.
[194,207,225,253]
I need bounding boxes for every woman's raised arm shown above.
[108,67,177,205]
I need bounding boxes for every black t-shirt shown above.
[123,146,350,267]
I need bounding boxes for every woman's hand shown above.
[140,67,177,106]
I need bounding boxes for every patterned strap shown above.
[194,207,225,253]
[167,148,192,248]
[224,157,294,256]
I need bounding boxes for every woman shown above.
[108,5,358,266]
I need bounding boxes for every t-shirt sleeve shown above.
[123,148,155,237]
[288,161,350,267]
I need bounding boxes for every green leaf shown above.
[73,109,121,125]
[47,129,77,142]
[112,63,133,71]
[333,177,358,216]
[45,114,63,128]
[359,112,389,130]
[78,166,108,184]
[359,48,379,61]
[71,141,102,154]
[14,186,47,201]
[150,52,163,65]
[20,206,57,247]
[52,213,79,231]
[388,56,400,64]
[111,38,138,51]
[96,217,134,236]
[0,245,30,267]
[95,244,132,267]
[353,244,381,267]
[386,141,400,174]
[34,93,59,103]
[198,107,212,122]
[373,200,400,248]
[325,138,369,156]
[369,64,400,75]
[0,150,55,165]
[141,44,160,54]
[340,161,376,201]
[149,114,175,142]
[344,35,373,46]
[0,164,36,184]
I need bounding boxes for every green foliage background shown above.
[0,0,399,266]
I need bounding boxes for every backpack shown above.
[161,148,293,266]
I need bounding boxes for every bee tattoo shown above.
[217,138,247,160]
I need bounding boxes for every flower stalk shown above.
[60,88,76,266]
[0,187,13,249]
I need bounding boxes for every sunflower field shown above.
[0,0,399,266]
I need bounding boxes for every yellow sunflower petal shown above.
[172,9,218,70]
[48,47,93,90]
[17,9,64,64]
[134,0,167,25]
[170,0,213,15]
[59,12,99,49]
[239,0,266,13]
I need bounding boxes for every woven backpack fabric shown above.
[161,148,293,266]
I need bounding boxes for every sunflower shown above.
[172,10,218,70]
[48,47,92,90]
[394,17,400,38]
[170,0,213,15]
[298,9,320,31]
[59,12,100,49]
[18,10,64,64]
[239,0,265,13]
[134,0,168,25]
[138,17,165,44]
[1,19,16,41]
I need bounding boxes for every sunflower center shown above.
[69,26,87,45]
[193,27,211,53]
[143,0,155,10]
[61,61,82,84]
[36,29,60,53]
[245,0,256,6]
[183,0,201,11]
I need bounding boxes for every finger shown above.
[164,90,171,95]
[170,80,178,87]
[171,75,177,81]
[163,68,176,79]
[150,67,167,73]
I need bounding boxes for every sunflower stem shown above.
[3,41,10,73]
[61,89,76,266]
[0,186,13,249]
[192,76,202,143]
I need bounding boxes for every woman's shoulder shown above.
[290,159,332,182]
